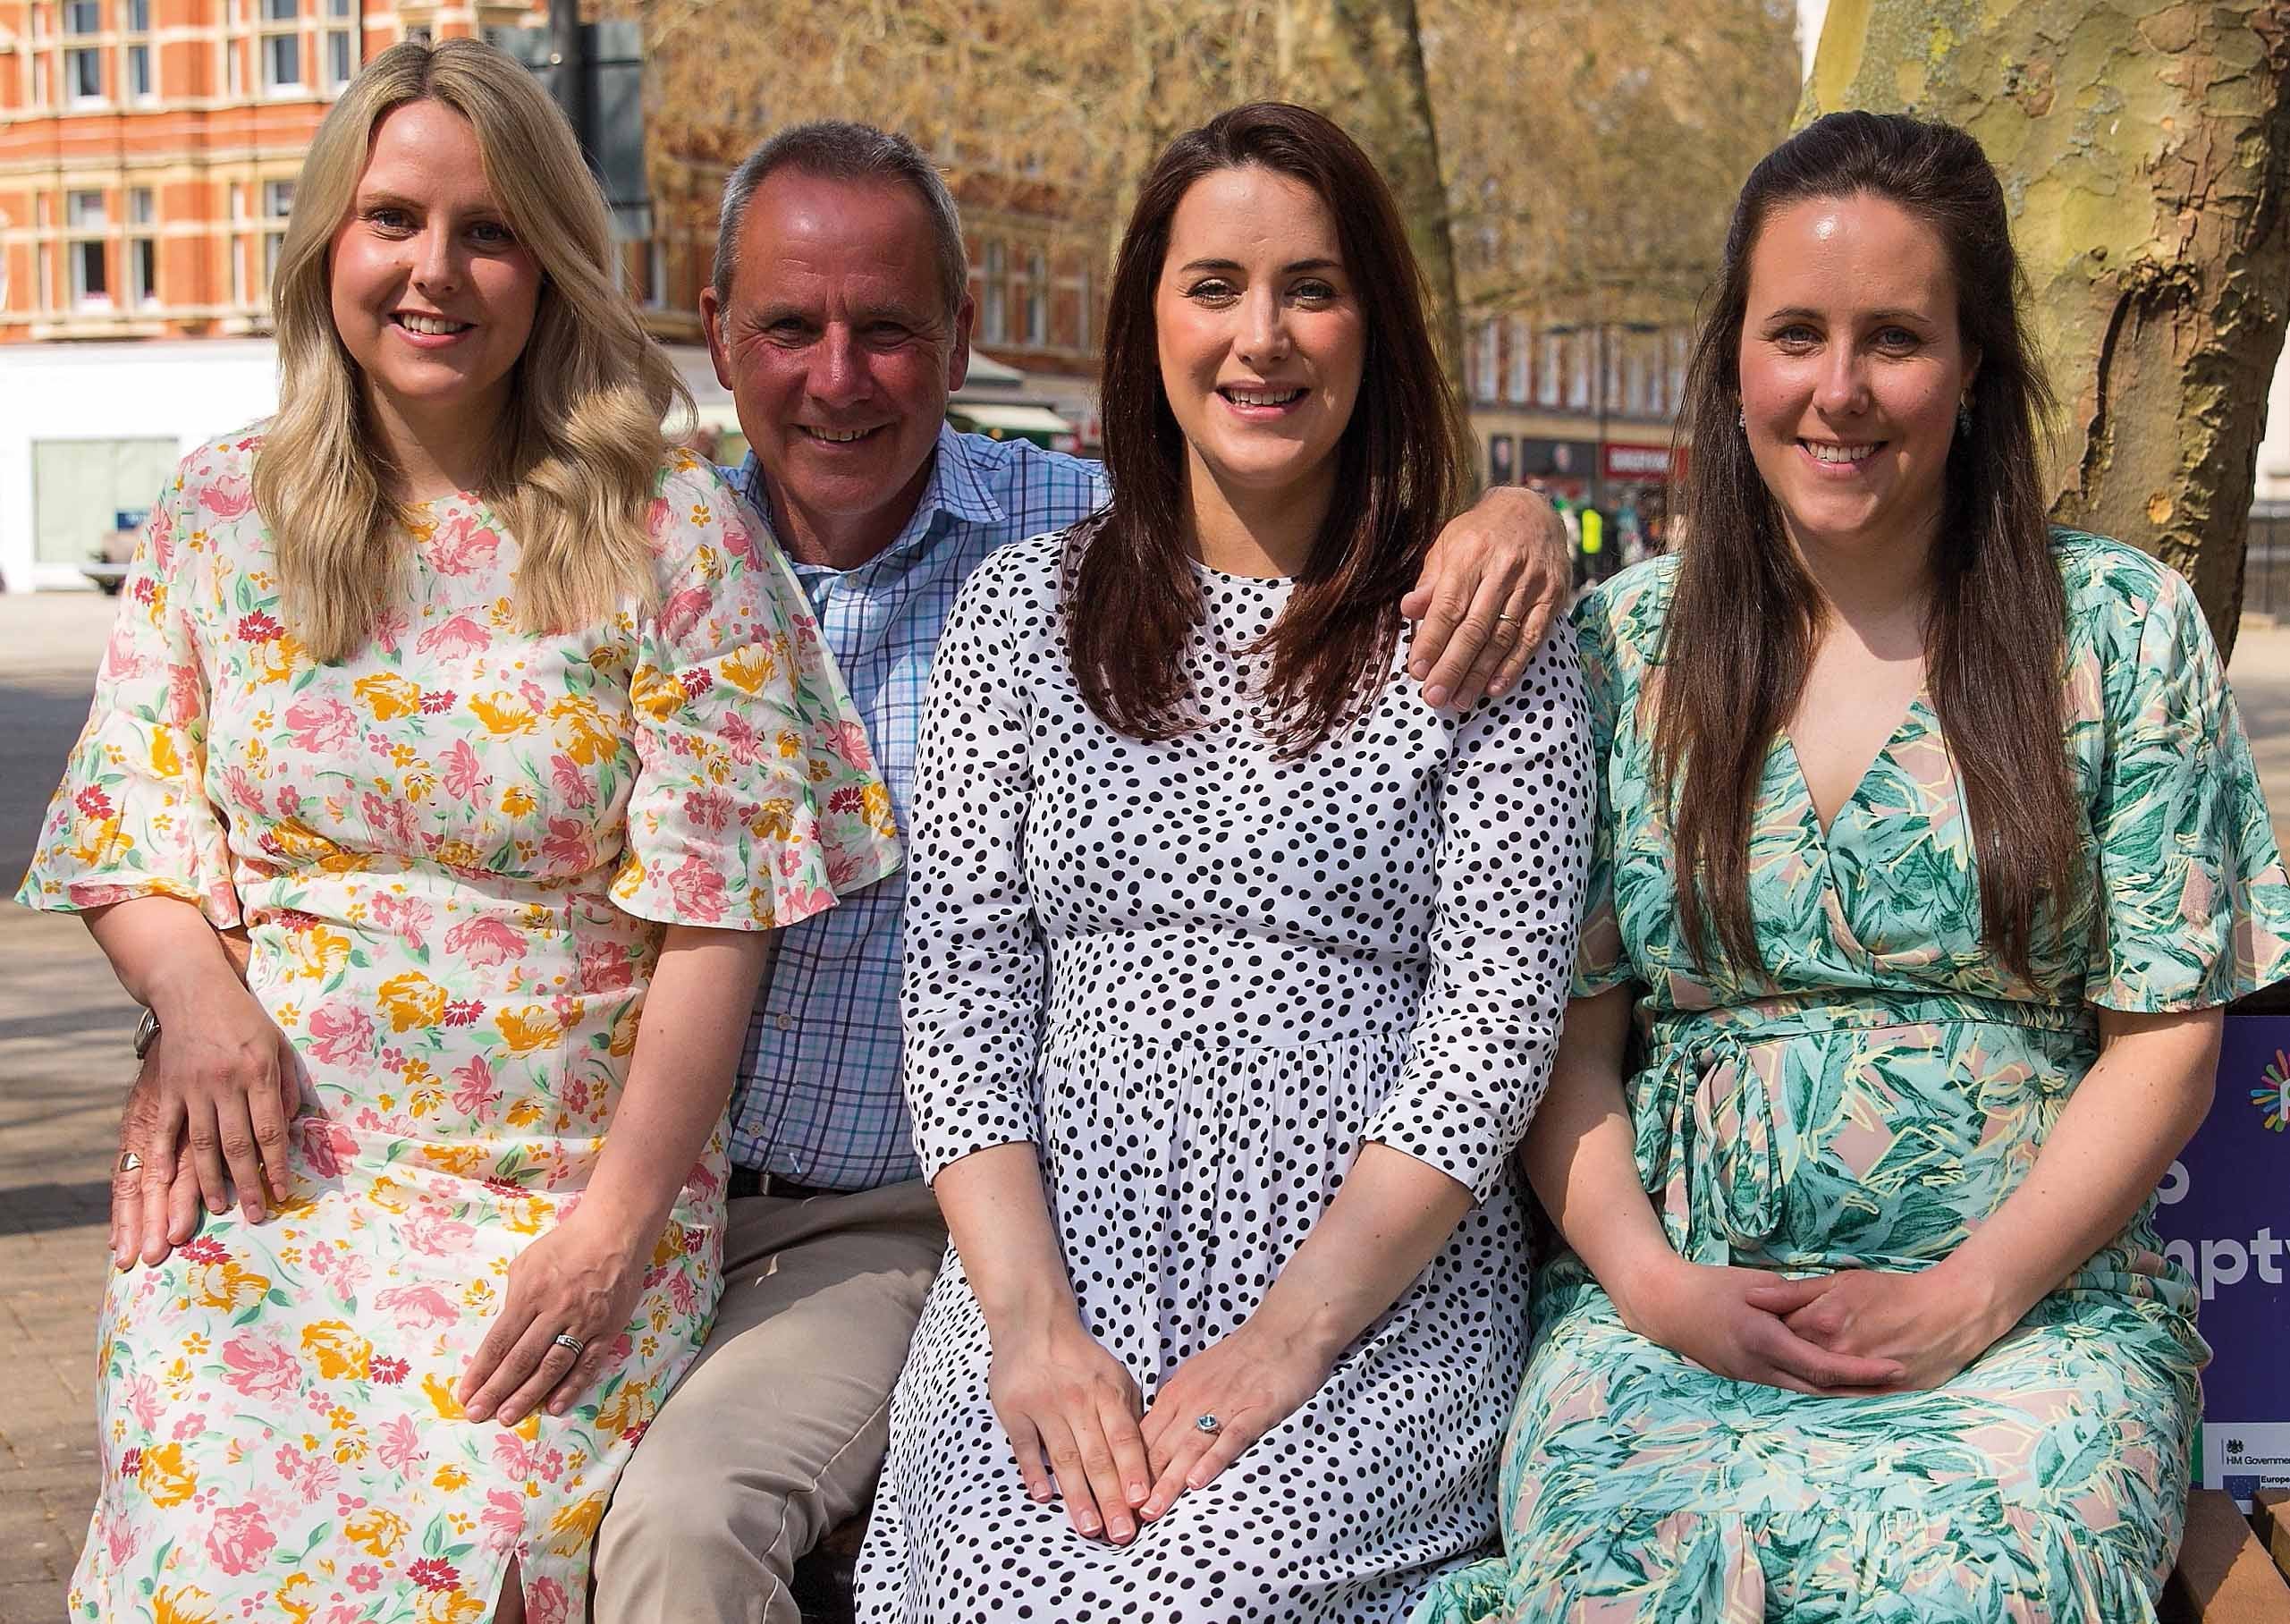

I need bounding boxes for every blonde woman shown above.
[17,39,899,1624]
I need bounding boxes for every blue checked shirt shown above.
[724,425,1107,1190]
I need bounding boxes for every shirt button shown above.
[774,1013,796,1033]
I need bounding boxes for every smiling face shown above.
[1737,191,1975,564]
[700,169,969,564]
[1154,165,1365,521]
[327,98,541,463]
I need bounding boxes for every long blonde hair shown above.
[256,38,690,663]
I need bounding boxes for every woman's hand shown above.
[1747,1266,2007,1392]
[140,976,300,1226]
[1134,1320,1333,1521]
[1617,1255,1906,1394]
[987,1314,1152,1544]
[457,1206,648,1425]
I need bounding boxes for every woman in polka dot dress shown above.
[855,104,1593,1621]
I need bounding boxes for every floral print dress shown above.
[16,433,901,1624]
[1415,534,2290,1623]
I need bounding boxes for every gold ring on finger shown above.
[117,1151,143,1175]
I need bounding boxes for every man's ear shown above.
[701,284,735,393]
[947,293,976,393]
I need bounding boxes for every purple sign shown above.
[2152,1016,2290,1504]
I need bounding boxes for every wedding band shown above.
[117,1151,143,1175]
[1495,613,1519,626]
[551,1332,586,1358]
[1194,1413,1220,1435]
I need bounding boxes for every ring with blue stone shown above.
[1194,1413,1221,1435]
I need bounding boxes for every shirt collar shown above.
[729,423,1007,577]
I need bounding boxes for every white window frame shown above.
[64,44,105,104]
[1567,334,1591,410]
[1506,317,1531,405]
[981,240,1006,344]
[1473,317,1499,406]
[1537,332,1562,408]
[127,187,158,309]
[260,0,304,93]
[324,0,355,90]
[1024,248,1046,347]
[260,179,294,303]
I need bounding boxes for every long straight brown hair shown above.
[1658,111,2080,980]
[1066,102,1466,757]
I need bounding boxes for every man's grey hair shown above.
[714,121,968,318]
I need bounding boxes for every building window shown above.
[35,196,54,310]
[230,184,248,307]
[261,179,294,302]
[63,0,105,102]
[1567,334,1591,410]
[262,0,303,91]
[66,46,105,101]
[129,188,158,307]
[981,240,1006,344]
[68,190,111,309]
[123,0,156,99]
[325,0,356,89]
[1075,262,1089,352]
[1473,317,1499,405]
[1507,317,1531,405]
[1024,249,1046,347]
[1537,332,1562,408]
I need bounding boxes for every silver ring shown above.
[1194,1413,1220,1435]
[117,1151,143,1174]
[1495,613,1520,626]
[551,1332,586,1358]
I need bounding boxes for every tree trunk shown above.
[1802,0,2290,657]
[1286,0,1468,389]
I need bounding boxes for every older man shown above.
[108,121,1567,1623]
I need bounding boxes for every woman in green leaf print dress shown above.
[1416,113,2290,1623]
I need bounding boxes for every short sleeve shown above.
[1567,588,1631,997]
[900,547,1048,1181]
[610,456,901,931]
[1360,624,1596,1199]
[2085,567,2290,1008]
[14,473,241,928]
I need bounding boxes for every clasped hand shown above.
[989,1315,1327,1544]
[1625,1256,2004,1395]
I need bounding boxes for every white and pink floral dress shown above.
[16,432,901,1624]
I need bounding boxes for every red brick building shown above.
[0,0,542,343]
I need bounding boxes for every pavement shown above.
[7,590,2290,1619]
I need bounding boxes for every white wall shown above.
[0,341,284,594]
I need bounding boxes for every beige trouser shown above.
[591,1177,947,1624]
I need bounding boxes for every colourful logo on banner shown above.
[2255,1050,2289,1131]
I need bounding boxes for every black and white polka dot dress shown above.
[856,530,1593,1621]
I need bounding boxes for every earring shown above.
[1956,401,1973,436]
[1737,406,1746,430]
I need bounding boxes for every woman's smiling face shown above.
[1737,191,1976,562]
[1153,164,1365,513]
[327,98,541,453]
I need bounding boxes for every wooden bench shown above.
[2163,1489,2290,1622]
[794,1491,2290,1622]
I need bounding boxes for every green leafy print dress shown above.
[1415,533,2290,1623]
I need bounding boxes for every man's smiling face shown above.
[701,169,972,560]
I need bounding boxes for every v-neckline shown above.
[1779,689,1931,844]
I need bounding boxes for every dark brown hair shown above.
[1065,101,1467,756]
[1659,110,2078,979]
